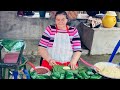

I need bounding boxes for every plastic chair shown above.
[0,44,26,79]
[108,40,120,62]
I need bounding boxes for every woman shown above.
[38,11,82,70]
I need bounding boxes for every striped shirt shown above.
[38,25,82,52]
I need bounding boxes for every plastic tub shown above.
[30,66,51,76]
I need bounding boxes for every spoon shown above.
[79,58,101,72]
[27,61,37,72]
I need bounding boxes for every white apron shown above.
[47,26,73,63]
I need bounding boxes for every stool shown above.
[0,45,26,79]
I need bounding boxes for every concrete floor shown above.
[3,54,120,79]
[26,54,120,70]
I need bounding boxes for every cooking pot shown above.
[94,62,120,79]
[79,58,120,79]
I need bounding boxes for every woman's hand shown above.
[69,51,81,70]
[49,59,57,66]
[69,60,78,70]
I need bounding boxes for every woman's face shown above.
[55,14,68,27]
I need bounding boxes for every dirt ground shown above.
[3,54,120,79]
[25,54,120,70]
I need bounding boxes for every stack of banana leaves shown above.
[30,65,102,79]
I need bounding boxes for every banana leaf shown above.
[52,65,65,74]
[65,71,74,79]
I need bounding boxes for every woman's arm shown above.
[71,51,82,63]
[70,51,82,70]
[38,46,57,66]
[38,46,52,62]
[38,26,52,62]
[70,27,82,70]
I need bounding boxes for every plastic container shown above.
[30,66,51,76]
[102,15,117,28]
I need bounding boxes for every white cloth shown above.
[47,32,73,63]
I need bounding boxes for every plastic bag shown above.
[0,39,26,52]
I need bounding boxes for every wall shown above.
[0,11,54,55]
[91,27,120,55]
[0,11,55,39]
[0,11,89,55]
[78,23,120,55]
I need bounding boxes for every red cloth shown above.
[41,60,78,70]
[4,53,19,63]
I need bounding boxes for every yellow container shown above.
[102,11,117,28]
[102,15,116,28]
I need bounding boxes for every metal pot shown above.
[94,62,120,79]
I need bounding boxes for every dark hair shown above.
[55,11,68,19]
